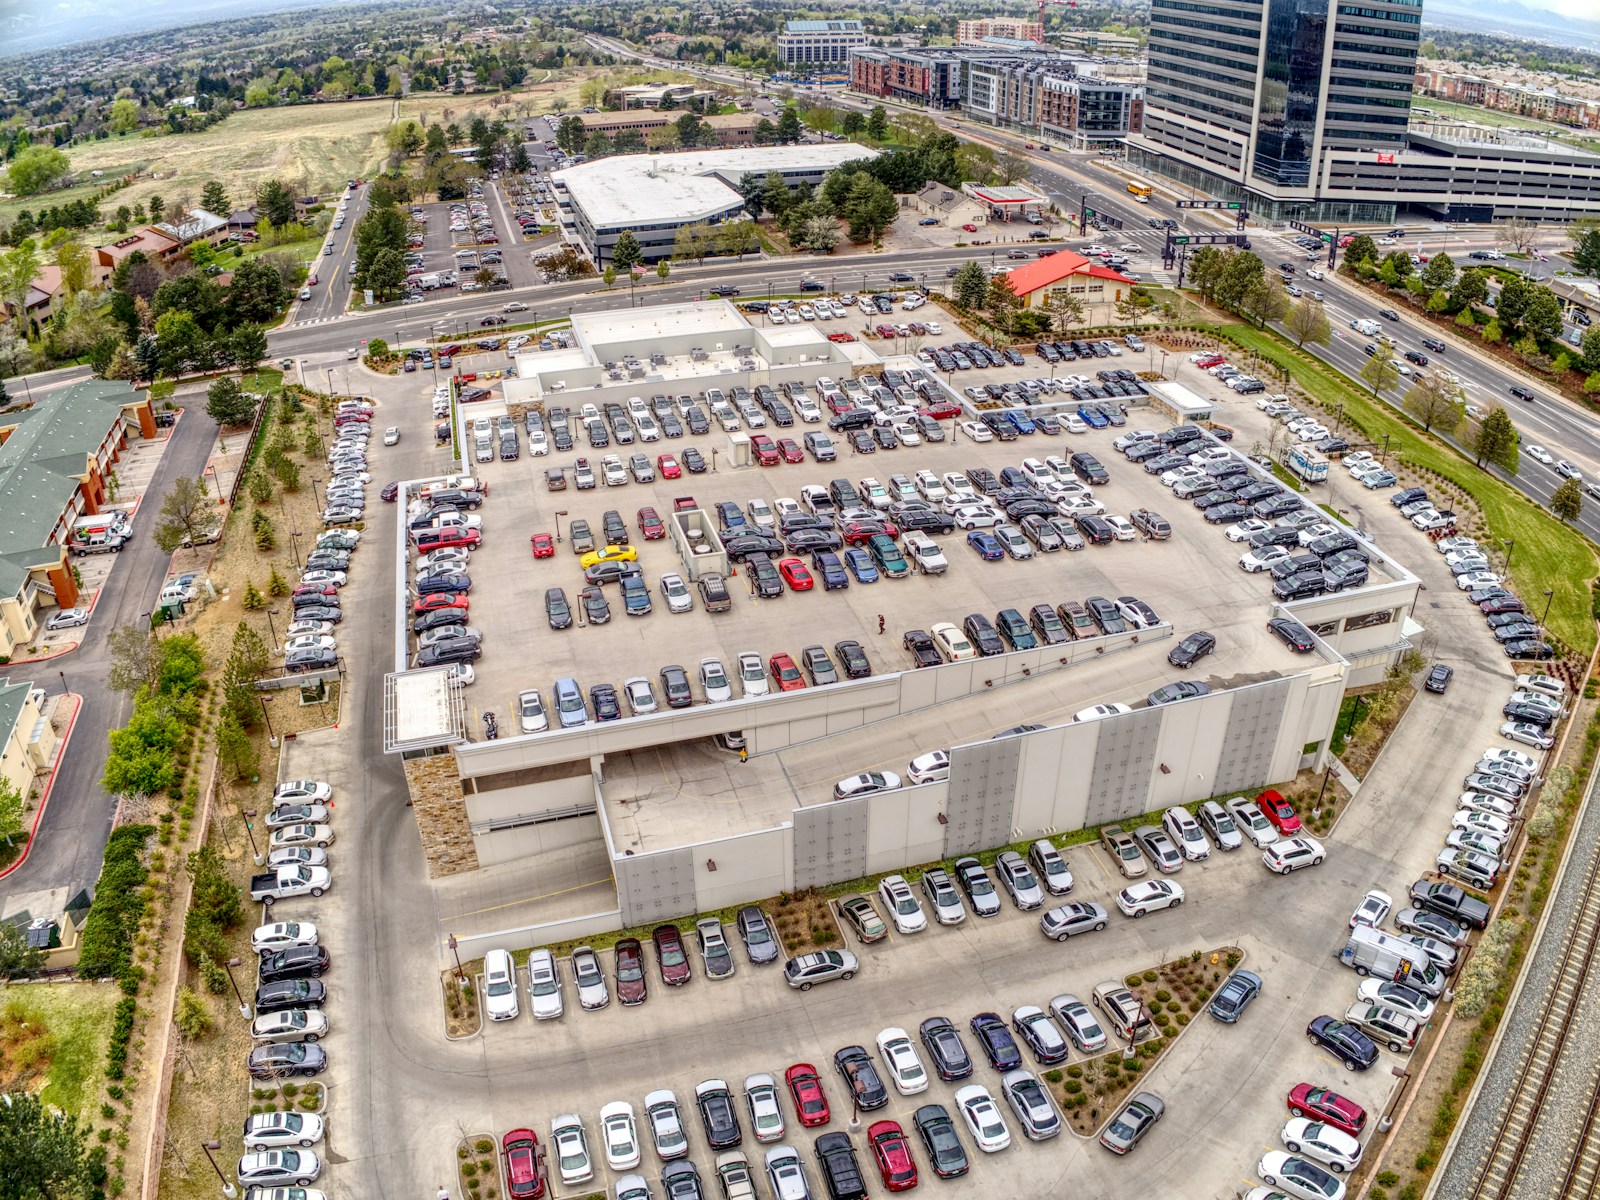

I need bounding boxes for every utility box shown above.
[727,433,752,468]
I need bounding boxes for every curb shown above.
[0,694,83,881]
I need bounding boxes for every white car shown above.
[284,620,334,639]
[274,780,332,804]
[600,1101,641,1171]
[906,750,950,784]
[529,431,549,456]
[1525,445,1554,465]
[527,948,563,1019]
[550,1114,593,1185]
[1452,809,1513,839]
[1456,571,1501,591]
[1225,518,1272,543]
[932,623,978,662]
[952,503,1002,530]
[251,921,319,953]
[269,824,334,849]
[518,689,548,733]
[243,1112,325,1151]
[659,573,693,613]
[876,875,927,934]
[1115,879,1185,917]
[1103,514,1137,542]
[1240,546,1291,573]
[1282,1118,1363,1173]
[699,657,732,703]
[383,426,400,446]
[744,1073,786,1142]
[250,1008,329,1045]
[1357,978,1436,1023]
[1256,1152,1348,1200]
[1481,746,1538,771]
[959,420,994,443]
[955,1085,1011,1153]
[1435,535,1480,556]
[1349,889,1391,930]
[1162,807,1209,861]
[1262,836,1326,874]
[483,948,519,1021]
[833,771,901,799]
[283,635,337,656]
[875,1027,931,1095]
[645,1091,689,1160]
[1225,797,1279,846]
[46,607,90,630]
[622,677,658,717]
[737,651,769,698]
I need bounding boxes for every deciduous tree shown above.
[1285,298,1331,348]
[1359,340,1401,397]
[153,476,220,553]
[6,145,70,196]
[1402,370,1465,435]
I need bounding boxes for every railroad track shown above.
[1464,831,1600,1199]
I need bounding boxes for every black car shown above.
[736,905,780,965]
[1267,617,1317,653]
[1253,495,1304,519]
[682,446,708,472]
[966,466,1001,495]
[255,978,326,1014]
[834,1045,889,1110]
[995,609,1037,650]
[1204,502,1251,525]
[415,638,481,667]
[1273,571,1325,600]
[416,573,471,597]
[903,629,941,668]
[1503,700,1555,726]
[1410,880,1491,928]
[248,1041,327,1080]
[1167,631,1216,668]
[1028,604,1070,645]
[833,640,872,679]
[898,509,955,534]
[815,1131,867,1200]
[1147,681,1211,706]
[1509,384,1536,402]
[786,528,844,554]
[413,609,467,636]
[723,533,785,562]
[696,1081,742,1149]
[590,683,622,721]
[747,554,783,598]
[258,945,330,984]
[1306,1016,1378,1070]
[918,1017,975,1082]
[963,613,1005,657]
[545,587,572,630]
[1070,452,1109,485]
[579,586,611,624]
[1504,639,1555,660]
[913,1104,970,1179]
[1390,487,1428,508]
[970,1013,1023,1072]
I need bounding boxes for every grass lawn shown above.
[0,982,122,1115]
[1219,322,1598,657]
[1413,96,1571,135]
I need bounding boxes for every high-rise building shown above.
[777,19,867,69]
[1128,0,1600,220]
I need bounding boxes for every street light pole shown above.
[1502,538,1515,575]
[222,957,251,1019]
[447,933,465,982]
[258,696,277,746]
[199,1141,237,1198]
[242,809,263,865]
[1539,588,1554,641]
[265,608,281,652]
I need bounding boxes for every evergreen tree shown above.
[1470,405,1519,475]
[612,231,642,270]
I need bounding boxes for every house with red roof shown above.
[1001,250,1136,322]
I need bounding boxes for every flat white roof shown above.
[573,299,751,345]
[554,145,871,230]
[383,666,464,752]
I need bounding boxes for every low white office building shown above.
[552,144,873,265]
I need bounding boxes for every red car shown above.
[786,1064,831,1127]
[292,583,337,601]
[652,924,692,986]
[751,434,780,466]
[875,324,897,339]
[637,507,666,540]
[657,453,682,480]
[530,533,555,558]
[1257,788,1302,835]
[920,401,962,420]
[778,558,814,591]
[614,936,648,1006]
[842,520,900,546]
[1193,354,1225,369]
[769,653,806,692]
[1287,1083,1367,1138]
[414,593,469,614]
[961,223,978,233]
[868,1121,918,1192]
[777,437,804,464]
[501,1128,545,1198]
[826,331,857,343]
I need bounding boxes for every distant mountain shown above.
[1423,0,1600,52]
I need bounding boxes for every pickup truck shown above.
[902,530,948,575]
[250,865,331,904]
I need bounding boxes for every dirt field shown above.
[1,71,596,226]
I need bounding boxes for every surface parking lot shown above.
[455,830,1403,1198]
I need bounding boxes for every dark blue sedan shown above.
[966,531,1004,561]
[811,550,851,590]
[970,1012,1023,1071]
[1306,1015,1378,1070]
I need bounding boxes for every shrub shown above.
[105,997,137,1079]
[174,987,212,1039]
[475,1139,493,1155]
[461,1163,477,1179]
[77,825,154,981]
[241,583,265,610]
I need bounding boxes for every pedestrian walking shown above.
[739,747,748,764]
[877,613,886,635]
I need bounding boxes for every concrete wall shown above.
[452,908,624,958]
[467,772,602,867]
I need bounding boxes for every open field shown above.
[1412,95,1583,138]
[0,981,122,1115]
[0,71,595,227]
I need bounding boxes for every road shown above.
[1,395,219,903]
[289,182,372,324]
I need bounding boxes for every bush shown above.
[175,987,212,1039]
[105,997,137,1079]
[77,825,154,980]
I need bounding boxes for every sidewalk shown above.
[0,693,83,882]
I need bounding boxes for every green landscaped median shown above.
[1217,322,1598,659]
